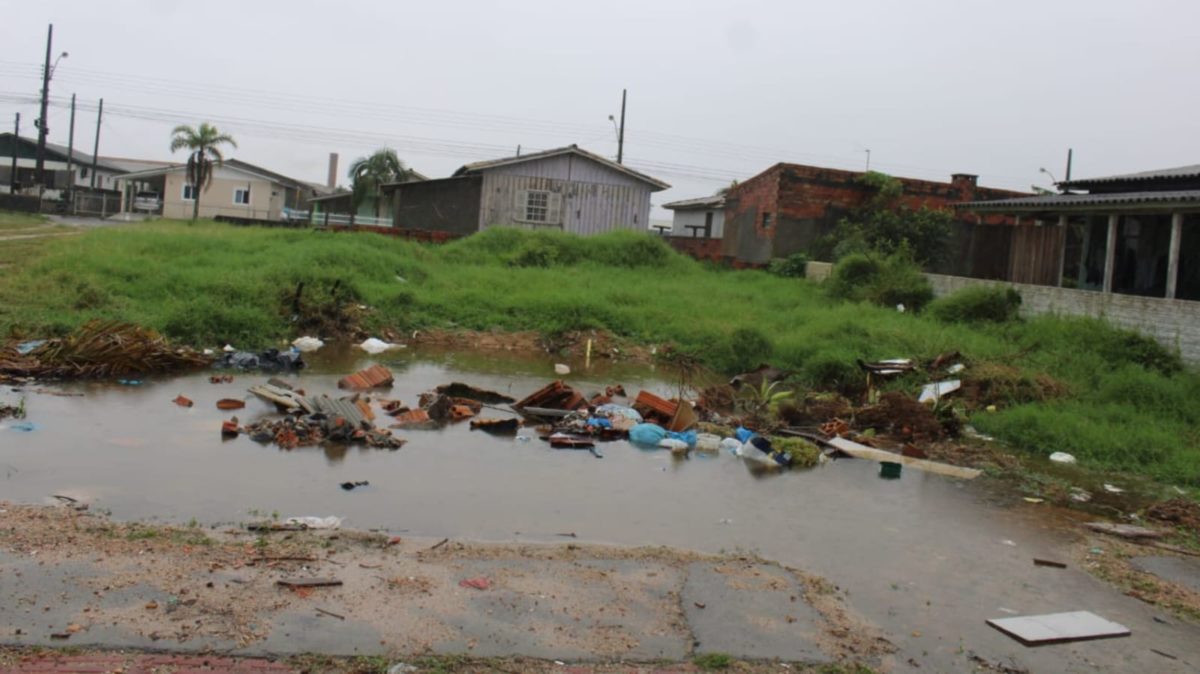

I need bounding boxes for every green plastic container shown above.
[879,461,903,479]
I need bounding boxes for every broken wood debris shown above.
[435,382,516,404]
[1033,558,1067,569]
[826,437,982,479]
[276,578,343,588]
[1084,522,1165,540]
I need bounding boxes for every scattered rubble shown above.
[338,364,394,389]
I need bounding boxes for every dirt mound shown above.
[960,362,1068,408]
[778,394,854,427]
[855,392,944,441]
[1146,498,1200,534]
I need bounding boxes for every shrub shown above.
[927,286,1022,323]
[826,249,933,311]
[768,253,809,278]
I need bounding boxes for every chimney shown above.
[327,153,339,190]
[950,173,978,201]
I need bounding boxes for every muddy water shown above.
[4,348,1193,671]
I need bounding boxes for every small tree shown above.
[169,123,238,223]
[811,171,953,266]
[349,148,407,219]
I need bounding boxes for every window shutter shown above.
[514,189,528,221]
[547,193,563,225]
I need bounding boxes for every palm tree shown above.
[715,179,739,197]
[349,148,407,219]
[169,123,238,222]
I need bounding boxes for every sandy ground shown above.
[0,503,888,669]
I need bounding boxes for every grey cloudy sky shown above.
[3,0,1198,215]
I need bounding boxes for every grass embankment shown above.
[0,210,49,230]
[1,220,1198,485]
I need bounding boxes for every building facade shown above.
[384,145,669,236]
[719,162,1026,267]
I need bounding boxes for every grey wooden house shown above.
[381,145,669,236]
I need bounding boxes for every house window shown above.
[182,184,197,201]
[761,212,773,229]
[525,190,549,222]
[704,211,714,238]
[234,187,251,205]
[80,167,88,179]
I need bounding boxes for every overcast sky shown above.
[3,0,1198,217]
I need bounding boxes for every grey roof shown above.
[97,157,175,173]
[962,190,1200,212]
[452,144,670,191]
[1060,164,1200,188]
[663,195,725,210]
[307,190,354,202]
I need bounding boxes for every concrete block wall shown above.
[804,263,1199,363]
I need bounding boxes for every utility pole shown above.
[864,149,871,171]
[9,113,18,193]
[1064,148,1073,183]
[34,24,53,188]
[616,89,626,164]
[66,93,76,190]
[90,98,102,190]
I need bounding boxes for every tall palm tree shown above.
[169,123,237,222]
[349,148,407,219]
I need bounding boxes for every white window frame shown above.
[233,187,251,205]
[524,190,549,223]
[181,183,197,201]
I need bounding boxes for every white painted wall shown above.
[669,208,724,238]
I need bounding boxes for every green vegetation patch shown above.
[1,221,1198,485]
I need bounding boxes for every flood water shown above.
[7,347,1194,671]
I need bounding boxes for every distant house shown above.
[307,168,429,225]
[663,195,725,238]
[963,164,1200,300]
[381,145,670,236]
[719,163,1026,269]
[0,132,136,195]
[113,158,329,221]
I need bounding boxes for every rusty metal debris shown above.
[338,364,394,390]
[0,320,210,379]
[469,417,521,434]
[514,380,586,413]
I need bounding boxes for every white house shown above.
[662,194,725,238]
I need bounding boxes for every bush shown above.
[767,253,808,278]
[927,286,1022,323]
[826,250,933,311]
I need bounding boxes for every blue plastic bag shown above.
[734,426,755,443]
[666,429,698,448]
[628,423,668,446]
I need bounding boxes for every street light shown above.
[1039,167,1058,184]
[34,22,68,189]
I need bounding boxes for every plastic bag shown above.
[695,433,722,452]
[666,429,697,448]
[629,423,668,446]
[292,336,324,352]
[658,438,690,451]
[735,426,756,443]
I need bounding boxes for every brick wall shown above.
[723,163,1025,264]
[665,235,724,262]
[804,263,1199,362]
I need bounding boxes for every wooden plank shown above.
[1084,522,1165,540]
[276,578,343,588]
[827,437,982,479]
[987,611,1130,646]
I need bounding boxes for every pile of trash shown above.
[0,320,211,379]
[214,347,305,372]
[225,374,405,450]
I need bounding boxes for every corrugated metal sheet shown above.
[663,195,725,210]
[479,173,651,235]
[1061,164,1200,188]
[965,190,1200,212]
[455,145,669,190]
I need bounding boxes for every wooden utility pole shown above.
[9,113,18,193]
[616,89,626,164]
[34,24,53,188]
[66,93,76,190]
[90,98,102,189]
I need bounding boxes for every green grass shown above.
[693,652,733,670]
[0,210,49,230]
[1,220,1198,485]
